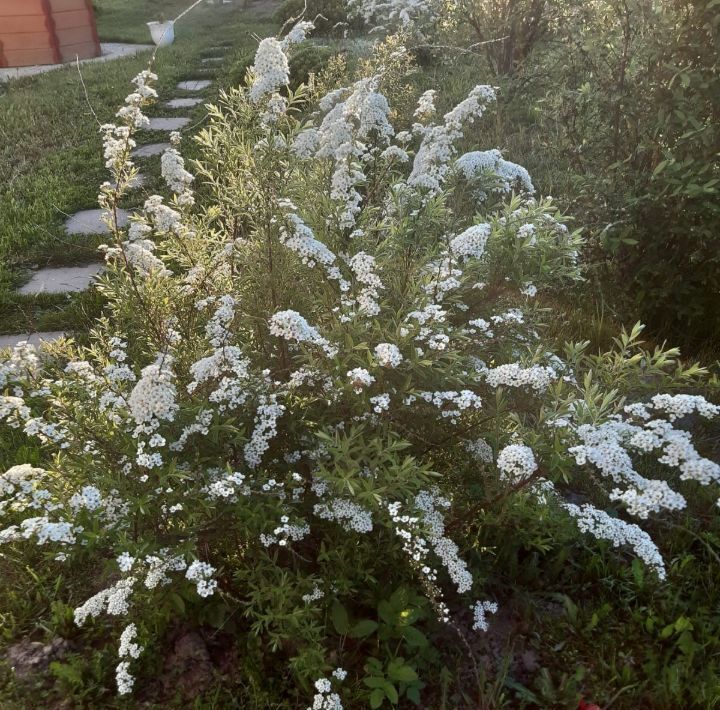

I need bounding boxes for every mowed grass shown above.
[0,0,275,336]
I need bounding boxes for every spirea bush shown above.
[1,22,719,706]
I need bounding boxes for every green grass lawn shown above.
[0,0,275,337]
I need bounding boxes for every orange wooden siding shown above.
[0,0,100,68]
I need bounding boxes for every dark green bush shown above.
[288,44,335,87]
[273,0,363,35]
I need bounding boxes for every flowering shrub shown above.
[0,22,718,706]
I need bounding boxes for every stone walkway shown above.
[177,80,212,91]
[65,208,129,235]
[0,43,154,82]
[166,98,204,108]
[132,142,171,158]
[2,45,231,347]
[18,264,104,296]
[147,117,192,131]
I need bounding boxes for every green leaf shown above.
[652,159,668,176]
[388,662,417,683]
[384,681,399,704]
[350,619,379,638]
[402,626,429,648]
[169,592,186,615]
[674,616,693,632]
[369,688,385,708]
[364,677,388,689]
[378,600,394,625]
[406,685,421,704]
[677,631,697,656]
[660,624,675,639]
[503,676,541,703]
[331,601,350,635]
[632,558,644,588]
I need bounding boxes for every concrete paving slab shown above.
[177,80,211,91]
[18,264,104,295]
[65,208,128,235]
[132,142,171,158]
[0,332,66,350]
[146,117,191,131]
[165,98,203,108]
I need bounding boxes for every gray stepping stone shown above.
[0,332,65,350]
[65,208,128,235]
[165,98,203,108]
[132,142,171,158]
[202,57,223,63]
[146,117,191,131]
[18,264,104,295]
[177,80,211,91]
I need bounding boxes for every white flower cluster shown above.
[569,414,720,517]
[116,661,134,695]
[370,393,391,413]
[466,438,494,464]
[347,367,376,392]
[119,623,143,659]
[387,500,446,619]
[161,143,194,201]
[414,89,437,119]
[102,124,136,173]
[117,69,157,128]
[350,0,436,30]
[563,503,666,579]
[374,342,403,367]
[1,516,79,546]
[144,194,183,234]
[467,317,494,338]
[249,22,313,107]
[407,85,497,193]
[269,310,337,357]
[249,38,289,103]
[415,489,473,593]
[101,70,156,191]
[261,515,310,547]
[411,390,482,420]
[244,396,286,468]
[141,551,187,589]
[484,363,557,392]
[496,444,538,482]
[308,673,344,710]
[0,464,51,515]
[302,584,325,603]
[74,578,137,626]
[185,560,218,597]
[0,341,40,388]
[455,149,535,199]
[188,347,250,411]
[128,355,178,429]
[279,209,341,284]
[347,251,384,316]
[471,599,498,632]
[295,78,393,227]
[449,223,492,259]
[314,498,373,533]
[629,393,719,422]
[112,221,171,278]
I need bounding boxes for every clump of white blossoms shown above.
[0,24,717,706]
[374,342,403,367]
[249,20,314,103]
[497,444,538,482]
